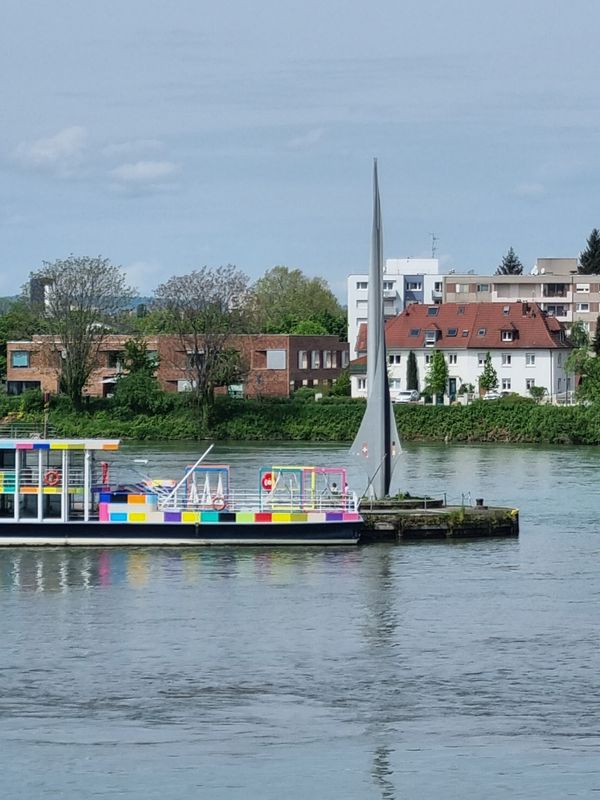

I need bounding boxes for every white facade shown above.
[347,258,443,357]
[351,347,571,403]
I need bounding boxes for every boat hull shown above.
[0,520,362,546]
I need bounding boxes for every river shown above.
[0,441,599,799]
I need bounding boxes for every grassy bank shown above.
[3,391,600,444]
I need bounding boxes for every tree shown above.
[570,320,589,350]
[29,256,135,406]
[566,349,600,402]
[496,247,524,275]
[592,315,600,356]
[0,300,46,379]
[579,229,600,274]
[154,265,251,433]
[250,266,345,335]
[478,352,498,393]
[112,335,165,415]
[424,350,448,404]
[406,351,418,391]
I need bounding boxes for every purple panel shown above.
[164,511,181,523]
[325,512,344,522]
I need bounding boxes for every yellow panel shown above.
[272,513,292,523]
[290,513,308,522]
[128,512,146,523]
[50,443,67,450]
[182,511,198,523]
[42,487,61,494]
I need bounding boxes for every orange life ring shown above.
[212,497,226,511]
[44,469,61,487]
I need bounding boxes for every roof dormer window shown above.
[501,330,514,342]
[425,329,438,346]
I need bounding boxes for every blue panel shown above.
[33,443,50,450]
[99,493,112,503]
[110,512,128,522]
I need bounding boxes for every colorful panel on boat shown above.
[127,494,147,504]
[129,512,146,523]
[325,512,344,522]
[235,512,255,523]
[307,512,326,523]
[99,503,109,522]
[272,513,292,523]
[255,512,272,523]
[290,513,308,522]
[200,511,219,523]
[343,512,362,522]
[181,511,199,523]
[164,511,181,523]
[110,512,128,522]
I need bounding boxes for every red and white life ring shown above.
[44,469,61,487]
[212,496,227,511]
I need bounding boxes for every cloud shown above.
[514,182,545,197]
[287,128,324,149]
[13,126,87,175]
[109,160,179,185]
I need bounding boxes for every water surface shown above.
[1,441,599,798]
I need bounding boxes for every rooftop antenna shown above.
[430,232,438,259]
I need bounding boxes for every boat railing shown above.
[1,468,86,488]
[157,488,359,514]
[0,422,56,438]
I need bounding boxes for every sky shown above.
[1,0,600,299]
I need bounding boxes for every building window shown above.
[356,299,368,310]
[526,353,536,366]
[407,281,422,291]
[478,353,486,367]
[356,281,368,290]
[323,350,333,369]
[448,353,457,365]
[557,352,563,366]
[298,350,308,369]
[456,283,469,293]
[427,307,439,316]
[501,330,514,341]
[331,351,338,368]
[107,350,123,369]
[10,351,30,368]
[576,303,590,312]
[558,377,562,391]
[462,329,469,337]
[147,350,159,366]
[447,327,458,337]
[409,328,420,337]
[425,354,433,365]
[501,353,512,366]
[311,350,320,369]
[478,328,486,336]
[383,281,394,291]
[576,283,590,293]
[477,283,490,292]
[358,378,366,390]
[388,354,401,365]
[502,378,511,391]
[526,378,535,389]
[434,282,442,292]
[424,330,437,346]
[266,350,286,369]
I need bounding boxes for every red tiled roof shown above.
[354,302,569,354]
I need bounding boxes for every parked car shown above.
[482,390,502,400]
[393,390,420,404]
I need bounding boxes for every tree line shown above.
[0,257,347,431]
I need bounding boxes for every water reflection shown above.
[0,547,363,592]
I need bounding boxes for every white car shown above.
[482,390,502,400]
[393,390,420,404]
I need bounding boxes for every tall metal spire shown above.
[350,159,401,498]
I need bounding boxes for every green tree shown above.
[155,265,251,434]
[528,385,547,403]
[592,315,600,356]
[478,352,498,393]
[566,349,600,402]
[406,350,418,391]
[424,350,448,404]
[579,228,600,274]
[329,368,351,396]
[29,256,135,406]
[495,247,524,275]
[570,320,590,350]
[0,300,46,379]
[250,266,345,335]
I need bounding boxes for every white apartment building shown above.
[350,302,572,403]
[347,258,443,357]
[443,258,600,335]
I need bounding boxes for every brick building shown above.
[6,334,349,398]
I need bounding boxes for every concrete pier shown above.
[360,499,519,543]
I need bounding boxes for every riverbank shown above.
[4,392,600,444]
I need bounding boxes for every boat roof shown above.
[0,438,120,451]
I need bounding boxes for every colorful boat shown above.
[0,438,362,545]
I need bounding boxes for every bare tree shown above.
[30,256,135,406]
[154,265,251,431]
